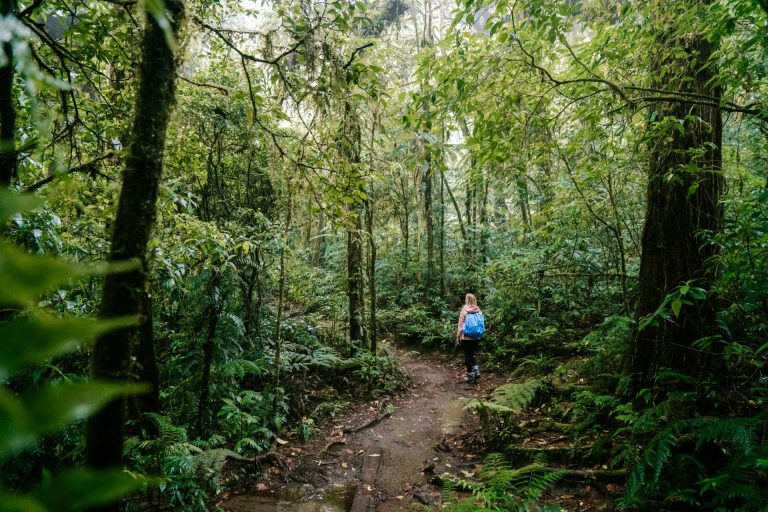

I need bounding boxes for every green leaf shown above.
[671,297,682,316]
[0,381,148,457]
[0,314,138,379]
[31,468,147,511]
[0,242,138,307]
[144,0,177,51]
[0,493,46,512]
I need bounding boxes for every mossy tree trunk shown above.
[86,0,185,495]
[624,1,723,390]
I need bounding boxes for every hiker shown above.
[457,293,485,383]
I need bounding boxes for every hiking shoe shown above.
[472,365,480,381]
[465,372,474,383]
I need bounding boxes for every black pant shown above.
[462,339,479,373]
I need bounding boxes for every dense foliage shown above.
[1,0,766,510]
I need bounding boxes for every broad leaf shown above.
[0,382,148,457]
[31,468,147,511]
[0,242,138,307]
[0,314,138,379]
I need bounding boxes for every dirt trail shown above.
[222,343,500,511]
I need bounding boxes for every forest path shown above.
[221,342,501,511]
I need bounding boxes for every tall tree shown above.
[344,101,366,345]
[423,145,435,297]
[623,0,723,389]
[86,0,186,495]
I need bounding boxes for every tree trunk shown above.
[398,173,410,302]
[136,293,160,417]
[517,176,530,227]
[0,0,17,187]
[197,273,222,438]
[348,213,365,344]
[86,0,185,493]
[365,198,377,352]
[479,173,489,263]
[623,8,723,389]
[459,119,474,261]
[272,199,291,417]
[345,102,365,345]
[439,157,446,301]
[423,149,435,298]
[311,211,325,267]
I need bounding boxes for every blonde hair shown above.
[465,293,477,307]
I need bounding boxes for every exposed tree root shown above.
[343,411,392,434]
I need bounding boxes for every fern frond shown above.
[464,380,543,415]
[444,454,563,512]
[222,312,245,337]
[145,412,187,446]
[491,380,543,412]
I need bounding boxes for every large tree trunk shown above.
[0,0,16,186]
[86,0,185,495]
[623,8,723,389]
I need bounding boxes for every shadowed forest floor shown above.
[220,343,621,511]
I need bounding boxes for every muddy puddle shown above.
[222,483,356,512]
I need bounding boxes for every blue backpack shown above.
[462,311,485,339]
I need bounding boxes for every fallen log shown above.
[350,448,383,512]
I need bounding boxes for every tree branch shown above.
[192,15,308,66]
[343,42,374,69]
[25,151,117,191]
[512,30,766,122]
[18,0,43,18]
[178,75,229,95]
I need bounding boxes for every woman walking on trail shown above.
[457,293,485,383]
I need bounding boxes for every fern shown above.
[491,380,544,412]
[465,379,543,414]
[465,380,544,442]
[145,412,188,446]
[622,415,768,510]
[443,453,564,512]
[277,342,342,373]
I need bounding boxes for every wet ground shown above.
[221,343,500,511]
